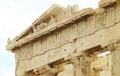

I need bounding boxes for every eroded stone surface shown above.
[6,0,120,76]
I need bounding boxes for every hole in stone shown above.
[100,35,102,37]
[97,51,111,57]
[64,49,66,51]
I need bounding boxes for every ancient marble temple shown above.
[6,0,120,76]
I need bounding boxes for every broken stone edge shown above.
[6,0,118,52]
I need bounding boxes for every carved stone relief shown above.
[32,15,57,32]
[64,5,72,18]
[7,1,120,76]
[71,4,79,14]
[106,7,115,26]
[48,15,56,25]
[96,11,106,29]
[70,56,92,76]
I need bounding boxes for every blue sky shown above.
[0,0,100,76]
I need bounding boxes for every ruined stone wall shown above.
[8,0,120,76]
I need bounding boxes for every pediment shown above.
[15,4,65,41]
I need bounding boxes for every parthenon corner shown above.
[6,0,120,76]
